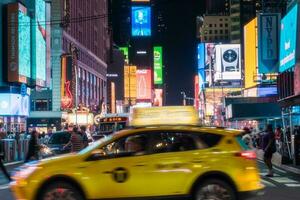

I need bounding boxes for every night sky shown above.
[160,0,205,105]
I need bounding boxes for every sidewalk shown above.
[256,149,300,174]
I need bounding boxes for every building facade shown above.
[206,0,230,15]
[29,0,110,131]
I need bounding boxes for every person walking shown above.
[80,126,89,148]
[0,139,11,181]
[263,124,276,177]
[64,127,84,152]
[25,130,39,163]
[242,127,253,149]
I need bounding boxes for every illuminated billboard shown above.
[120,47,129,64]
[0,93,29,116]
[32,0,47,86]
[197,43,205,90]
[153,46,163,85]
[136,69,152,100]
[124,66,137,105]
[258,13,280,73]
[61,54,74,110]
[244,18,258,88]
[279,4,298,72]
[205,43,216,86]
[131,6,151,36]
[154,89,163,106]
[215,44,241,80]
[7,3,31,84]
[194,76,200,109]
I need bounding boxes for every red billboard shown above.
[194,75,200,109]
[136,69,152,101]
[154,89,163,106]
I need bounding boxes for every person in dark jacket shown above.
[0,140,11,181]
[262,124,276,177]
[25,131,39,163]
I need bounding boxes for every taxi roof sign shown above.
[129,106,199,127]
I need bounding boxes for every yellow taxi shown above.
[11,106,264,200]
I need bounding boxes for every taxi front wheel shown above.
[38,181,84,200]
[194,179,237,200]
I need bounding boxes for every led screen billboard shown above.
[7,3,31,84]
[194,76,200,109]
[131,6,151,36]
[244,18,258,88]
[153,46,163,85]
[154,89,163,106]
[279,4,298,72]
[120,47,129,64]
[205,43,216,86]
[136,69,152,100]
[124,66,137,105]
[0,93,29,116]
[197,43,205,90]
[215,44,241,80]
[61,54,74,110]
[258,13,280,73]
[33,0,46,86]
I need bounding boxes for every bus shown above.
[93,113,129,140]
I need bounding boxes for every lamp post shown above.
[180,91,186,106]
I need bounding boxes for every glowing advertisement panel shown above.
[205,43,216,86]
[33,0,47,86]
[131,6,151,36]
[194,76,200,109]
[136,69,152,100]
[120,47,129,64]
[215,44,241,80]
[153,46,163,85]
[154,89,163,106]
[124,66,137,105]
[0,94,29,116]
[197,43,205,90]
[244,18,258,88]
[279,4,298,72]
[7,3,31,84]
[258,13,280,73]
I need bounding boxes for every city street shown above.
[1,160,300,200]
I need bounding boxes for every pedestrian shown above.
[80,126,89,148]
[25,130,39,163]
[242,127,253,149]
[64,127,84,152]
[262,124,276,177]
[275,126,283,153]
[0,138,11,181]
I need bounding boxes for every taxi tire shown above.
[38,181,84,200]
[194,179,237,200]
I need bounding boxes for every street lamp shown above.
[180,91,186,106]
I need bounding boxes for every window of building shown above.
[35,100,48,111]
[214,24,217,27]
[220,24,223,27]
[225,23,228,27]
[209,30,212,34]
[214,30,218,34]
[219,18,223,21]
[225,30,229,34]
[204,36,207,40]
[209,24,212,27]
[220,30,223,34]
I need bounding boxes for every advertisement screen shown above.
[124,66,137,104]
[215,44,241,80]
[197,43,205,90]
[154,89,163,106]
[120,47,129,64]
[279,4,298,72]
[131,6,151,36]
[194,76,200,109]
[244,18,258,88]
[0,94,29,116]
[153,46,163,85]
[136,69,152,100]
[258,13,280,73]
[205,43,216,86]
[61,55,73,110]
[34,0,46,86]
[18,10,31,80]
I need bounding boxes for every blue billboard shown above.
[197,43,205,91]
[279,4,298,72]
[131,6,151,36]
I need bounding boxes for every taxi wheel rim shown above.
[44,187,76,200]
[196,184,232,200]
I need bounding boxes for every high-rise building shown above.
[206,0,230,15]
[29,0,111,130]
[230,0,288,43]
[197,15,231,43]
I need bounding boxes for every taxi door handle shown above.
[191,159,203,163]
[133,163,146,167]
[103,171,113,174]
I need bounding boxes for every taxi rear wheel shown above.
[39,181,84,200]
[194,179,237,200]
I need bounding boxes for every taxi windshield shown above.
[78,135,113,155]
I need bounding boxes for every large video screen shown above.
[35,0,46,85]
[197,43,205,90]
[136,69,152,100]
[0,94,29,116]
[153,46,163,85]
[131,6,151,36]
[279,4,298,72]
[18,10,31,79]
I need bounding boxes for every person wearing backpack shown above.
[263,124,276,177]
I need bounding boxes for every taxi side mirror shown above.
[87,149,106,161]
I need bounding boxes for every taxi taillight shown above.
[235,151,256,160]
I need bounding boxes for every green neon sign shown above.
[153,46,163,85]
[120,47,129,64]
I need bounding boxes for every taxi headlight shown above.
[12,165,42,179]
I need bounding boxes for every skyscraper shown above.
[206,0,230,15]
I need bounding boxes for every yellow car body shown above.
[11,126,264,200]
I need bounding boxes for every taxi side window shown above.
[101,134,149,157]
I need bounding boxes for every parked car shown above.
[41,131,71,157]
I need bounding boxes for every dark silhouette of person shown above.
[0,141,12,181]
[25,131,39,163]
